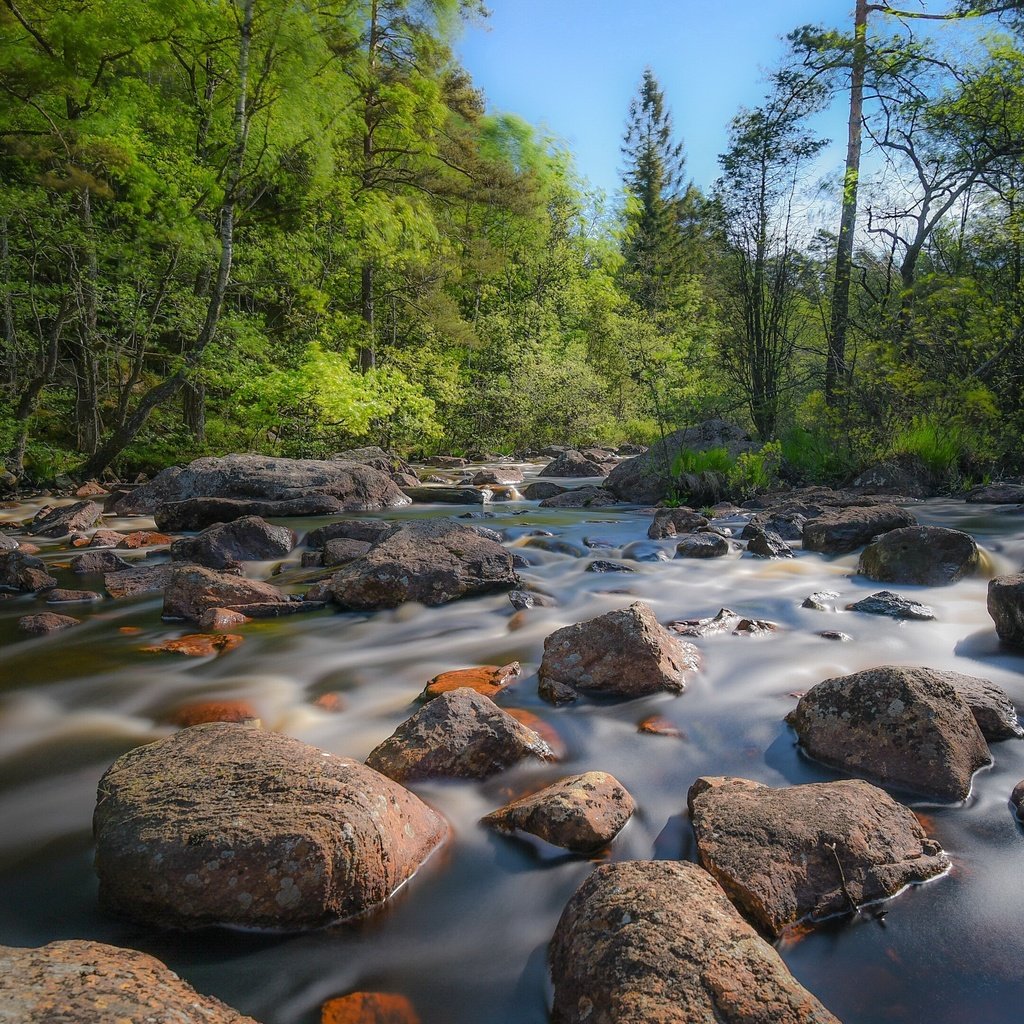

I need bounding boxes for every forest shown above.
[0,0,1022,488]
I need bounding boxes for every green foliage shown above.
[729,441,782,499]
[672,447,734,475]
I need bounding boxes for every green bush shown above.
[729,441,781,499]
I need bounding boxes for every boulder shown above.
[540,451,608,478]
[745,527,793,559]
[508,589,557,610]
[988,573,1024,648]
[858,526,979,585]
[113,455,410,515]
[198,607,251,631]
[803,504,917,554]
[472,467,523,485]
[305,519,393,549]
[162,565,292,621]
[742,508,807,541]
[482,772,634,852]
[70,549,133,574]
[846,590,935,620]
[604,419,756,504]
[166,700,258,726]
[104,563,182,599]
[622,540,671,562]
[330,519,516,610]
[802,590,839,611]
[155,495,346,532]
[648,507,710,539]
[45,588,102,604]
[332,445,410,476]
[89,528,127,547]
[675,533,729,558]
[169,516,296,568]
[0,940,259,1024]
[786,665,992,800]
[585,559,634,573]
[522,481,565,500]
[27,500,103,538]
[852,455,935,498]
[401,485,491,505]
[538,486,619,509]
[938,670,1022,741]
[538,601,699,702]
[17,612,80,635]
[364,688,555,782]
[0,551,57,592]
[93,723,446,929]
[423,456,467,468]
[966,482,1024,504]
[323,538,373,566]
[548,860,840,1024]
[688,776,949,937]
[118,530,174,548]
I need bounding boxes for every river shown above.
[1,467,1023,1023]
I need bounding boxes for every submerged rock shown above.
[166,699,258,726]
[365,688,555,782]
[539,601,699,702]
[688,776,949,937]
[548,860,840,1024]
[162,565,292,621]
[482,771,635,852]
[803,504,917,554]
[0,940,259,1024]
[114,454,410,516]
[420,662,520,701]
[94,723,446,929]
[104,562,182,599]
[846,590,935,620]
[27,500,103,538]
[331,519,517,609]
[156,495,345,532]
[786,665,992,800]
[585,559,634,573]
[988,573,1024,648]
[321,992,420,1024]
[169,516,296,568]
[142,633,243,657]
[858,526,979,586]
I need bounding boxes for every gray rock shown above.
[689,776,949,937]
[0,940,259,1024]
[169,516,296,568]
[114,455,409,515]
[27,500,103,538]
[803,504,917,554]
[155,495,345,532]
[162,565,291,622]
[402,486,491,505]
[648,507,710,539]
[304,519,392,549]
[538,486,619,509]
[548,860,840,1024]
[365,688,555,782]
[509,589,557,610]
[17,612,80,635]
[852,456,935,499]
[330,519,517,609]
[540,450,608,477]
[622,540,672,562]
[742,508,807,541]
[104,563,182,599]
[71,549,133,575]
[786,665,992,800]
[585,560,634,573]
[45,588,102,604]
[859,526,979,586]
[323,537,373,566]
[93,723,446,929]
[482,772,635,852]
[988,573,1024,648]
[539,601,699,702]
[675,533,729,558]
[0,551,57,592]
[522,481,566,500]
[846,590,935,620]
[803,590,840,611]
[746,527,793,559]
[966,482,1024,504]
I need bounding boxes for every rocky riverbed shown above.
[2,443,1024,1023]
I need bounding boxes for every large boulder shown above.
[482,771,634,853]
[27,500,103,538]
[0,551,56,592]
[966,482,1024,504]
[548,860,840,1024]
[162,565,292,621]
[688,776,949,938]
[93,723,446,929]
[330,519,517,609]
[786,666,992,800]
[170,516,296,568]
[605,420,756,504]
[113,455,410,515]
[537,486,620,509]
[540,451,608,478]
[803,504,917,554]
[852,455,935,499]
[155,495,346,532]
[364,688,555,782]
[538,602,700,702]
[858,526,979,585]
[0,940,259,1023]
[988,573,1024,648]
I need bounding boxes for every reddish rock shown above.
[688,776,949,937]
[104,562,181,598]
[166,699,258,726]
[549,860,840,1024]
[75,481,108,498]
[539,602,699,702]
[321,992,420,1024]
[482,771,635,852]
[503,708,566,759]
[89,528,127,547]
[313,692,347,713]
[17,612,80,635]
[638,715,684,738]
[94,723,447,929]
[162,565,291,622]
[421,662,520,701]
[144,633,244,657]
[365,688,555,782]
[119,530,174,548]
[27,500,103,538]
[0,940,259,1024]
[198,607,252,631]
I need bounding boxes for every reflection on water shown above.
[1,476,1024,1023]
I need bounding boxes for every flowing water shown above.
[2,468,1024,1023]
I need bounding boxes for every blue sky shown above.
[455,0,973,199]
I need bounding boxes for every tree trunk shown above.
[826,0,868,407]
[357,0,379,374]
[76,0,254,479]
